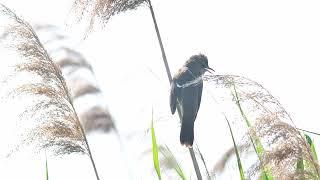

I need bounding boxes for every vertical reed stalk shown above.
[146,0,202,179]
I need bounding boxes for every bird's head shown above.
[185,54,214,76]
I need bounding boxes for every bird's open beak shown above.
[205,67,215,73]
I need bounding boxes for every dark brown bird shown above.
[170,54,213,147]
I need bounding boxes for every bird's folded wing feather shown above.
[170,67,192,114]
[197,81,203,111]
[170,81,177,114]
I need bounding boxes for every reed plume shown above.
[0,4,100,179]
[34,24,115,132]
[206,74,319,179]
[69,0,147,34]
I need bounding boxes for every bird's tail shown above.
[180,120,194,147]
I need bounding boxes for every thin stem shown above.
[12,15,101,180]
[44,51,100,180]
[189,148,202,180]
[297,128,320,136]
[196,143,211,179]
[225,116,245,180]
[146,0,202,179]
[79,124,100,180]
[147,0,172,83]
[232,83,271,179]
[67,96,100,180]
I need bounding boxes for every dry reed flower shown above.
[34,24,115,132]
[206,74,319,179]
[69,0,147,34]
[0,4,87,156]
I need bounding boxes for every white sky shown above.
[3,0,320,131]
[1,0,320,179]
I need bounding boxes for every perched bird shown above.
[170,54,213,147]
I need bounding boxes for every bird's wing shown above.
[197,81,203,112]
[170,80,177,114]
[170,67,190,114]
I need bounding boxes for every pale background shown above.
[1,0,320,179]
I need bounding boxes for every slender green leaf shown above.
[304,134,320,178]
[151,119,162,180]
[305,134,318,161]
[45,155,49,180]
[296,156,304,174]
[225,116,245,180]
[232,83,274,180]
[159,145,186,180]
[196,145,211,179]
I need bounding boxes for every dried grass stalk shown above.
[69,0,147,34]
[34,24,115,133]
[206,75,319,179]
[80,106,114,132]
[0,4,101,179]
[0,4,88,156]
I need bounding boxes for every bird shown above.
[170,54,214,147]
